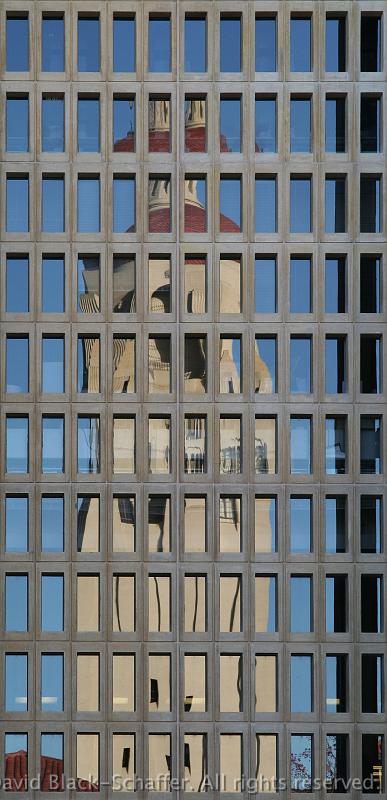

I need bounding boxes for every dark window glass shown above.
[42,417,64,474]
[290,496,312,553]
[325,17,346,71]
[77,416,100,473]
[291,655,313,712]
[5,654,28,712]
[360,256,381,314]
[113,97,135,152]
[41,574,64,631]
[254,257,277,313]
[42,96,65,152]
[148,17,171,72]
[220,178,241,232]
[360,175,381,234]
[77,256,100,313]
[362,654,383,713]
[290,576,312,632]
[78,17,100,72]
[325,336,347,394]
[326,733,349,787]
[6,336,29,394]
[113,16,135,72]
[6,416,29,474]
[113,177,136,232]
[6,177,29,233]
[290,337,311,394]
[325,97,346,153]
[361,496,382,554]
[42,337,65,394]
[42,16,65,72]
[6,16,29,71]
[290,177,311,233]
[41,496,64,552]
[255,98,277,153]
[78,98,100,152]
[220,98,241,153]
[290,98,311,152]
[255,17,276,71]
[325,177,346,233]
[360,336,381,394]
[326,575,347,632]
[360,416,381,475]
[255,177,277,232]
[326,654,348,712]
[361,96,382,153]
[255,337,277,393]
[5,574,28,631]
[290,417,312,475]
[325,256,346,313]
[6,257,29,313]
[326,417,347,475]
[361,16,382,72]
[5,496,28,553]
[361,575,382,633]
[77,336,100,393]
[290,257,311,313]
[185,16,206,72]
[6,97,29,152]
[220,17,241,72]
[42,177,65,233]
[77,178,100,233]
[41,654,64,711]
[42,257,65,313]
[290,18,311,72]
[325,496,347,553]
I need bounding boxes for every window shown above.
[149,653,171,709]
[220,16,241,72]
[5,574,28,631]
[77,654,99,711]
[5,496,28,553]
[360,335,381,393]
[185,735,208,791]
[185,416,207,474]
[113,96,135,152]
[255,257,277,313]
[184,653,207,711]
[6,256,29,313]
[220,416,241,475]
[41,496,64,552]
[42,337,64,393]
[325,496,347,553]
[42,177,64,233]
[77,177,100,233]
[77,336,100,393]
[113,653,135,711]
[112,734,135,787]
[219,496,241,553]
[185,15,207,72]
[255,337,277,393]
[220,97,241,153]
[113,496,136,552]
[220,177,241,232]
[6,15,29,71]
[219,256,241,314]
[361,575,383,633]
[291,655,313,712]
[148,336,171,394]
[290,497,312,553]
[6,96,29,152]
[42,15,64,72]
[360,175,381,233]
[6,416,29,474]
[255,417,277,474]
[149,574,171,631]
[185,176,207,233]
[149,97,170,153]
[362,654,383,713]
[77,734,99,791]
[290,337,312,394]
[362,735,384,793]
[113,336,135,394]
[185,335,207,394]
[77,574,100,631]
[290,177,312,233]
[78,16,100,72]
[255,16,277,72]
[41,735,63,783]
[148,176,171,233]
[41,574,64,631]
[361,96,382,153]
[326,575,347,632]
[220,734,242,791]
[184,496,206,553]
[113,255,136,313]
[255,97,277,153]
[113,176,136,232]
[325,416,347,475]
[6,176,29,233]
[148,16,171,72]
[361,16,382,72]
[325,16,346,71]
[5,653,28,712]
[219,653,243,710]
[290,98,311,152]
[219,337,241,394]
[325,336,347,394]
[42,416,64,473]
[255,655,277,711]
[148,495,171,553]
[184,255,206,314]
[325,256,346,313]
[148,256,171,312]
[77,416,100,473]
[113,15,135,73]
[325,96,346,153]
[326,654,348,712]
[78,97,100,152]
[219,575,242,632]
[360,416,381,475]
[255,497,277,553]
[6,336,29,393]
[290,257,311,313]
[325,176,346,233]
[290,575,312,632]
[290,17,311,72]
[360,496,382,554]
[5,734,28,791]
[290,417,312,475]
[42,95,65,152]
[42,256,65,313]
[185,97,206,153]
[360,255,381,314]
[148,416,171,474]
[255,177,277,232]
[113,416,135,474]
[148,734,171,786]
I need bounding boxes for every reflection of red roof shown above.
[149,130,170,152]
[5,750,28,792]
[185,126,206,153]
[114,127,210,154]
[148,204,240,234]
[5,752,98,793]
[114,132,135,152]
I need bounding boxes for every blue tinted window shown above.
[113,17,135,72]
[77,257,100,313]
[220,99,241,152]
[42,338,65,393]
[220,178,241,232]
[113,98,136,151]
[290,18,311,72]
[148,18,171,72]
[185,17,207,72]
[6,416,29,474]
[42,257,65,313]
[326,17,346,72]
[41,575,64,631]
[325,256,346,314]
[255,177,277,232]
[6,257,29,313]
[291,576,312,631]
[326,417,346,475]
[326,655,347,712]
[78,98,100,152]
[5,574,28,631]
[41,733,63,760]
[290,338,311,393]
[290,98,311,152]
[325,97,346,153]
[6,337,29,393]
[42,177,65,232]
[290,257,311,313]
[78,17,100,72]
[6,16,29,71]
[325,337,347,394]
[255,337,277,392]
[290,417,311,474]
[78,416,100,473]
[42,97,65,152]
[42,16,65,71]
[290,497,312,553]
[42,417,64,474]
[255,18,276,71]
[6,177,29,232]
[5,734,28,766]
[325,178,346,233]
[291,655,313,711]
[325,497,347,554]
[6,496,28,553]
[113,177,136,232]
[6,98,29,152]
[360,176,381,234]
[5,654,28,712]
[41,496,64,552]
[255,98,277,153]
[290,178,311,233]
[254,258,277,313]
[77,178,100,232]
[220,17,241,72]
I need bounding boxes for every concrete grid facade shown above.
[0,0,387,794]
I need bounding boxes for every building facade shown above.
[0,0,386,794]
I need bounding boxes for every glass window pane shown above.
[255,17,276,71]
[291,735,313,790]
[255,497,277,553]
[6,256,29,313]
[219,496,241,553]
[148,495,170,553]
[290,99,311,152]
[325,97,346,153]
[41,574,64,631]
[77,575,100,632]
[361,16,382,72]
[325,496,347,554]
[41,496,64,552]
[290,338,311,393]
[42,16,64,72]
[290,257,311,313]
[255,337,276,394]
[7,177,29,233]
[42,97,64,152]
[113,255,136,313]
[6,98,29,152]
[148,18,171,72]
[78,98,100,152]
[325,256,346,313]
[5,654,28,712]
[255,99,277,152]
[113,654,135,712]
[42,416,64,473]
[6,16,29,71]
[290,417,311,475]
[255,177,277,232]
[113,336,135,393]
[185,97,206,153]
[6,416,29,474]
[325,177,346,233]
[219,575,242,632]
[185,336,207,394]
[42,177,64,232]
[113,417,135,474]
[291,655,313,712]
[148,417,171,474]
[184,654,207,712]
[255,417,277,474]
[6,337,29,393]
[361,96,382,153]
[255,257,276,313]
[5,574,28,631]
[255,655,277,711]
[77,654,99,712]
[77,178,100,233]
[360,175,381,233]
[219,338,241,394]
[326,17,346,72]
[325,417,346,475]
[148,177,171,233]
[220,417,241,475]
[326,654,347,712]
[184,255,206,314]
[148,336,171,394]
[219,257,241,314]
[290,177,311,233]
[76,734,99,790]
[148,575,171,632]
[113,17,135,72]
[113,177,135,232]
[361,495,382,554]
[42,257,65,313]
[77,336,100,393]
[219,653,243,711]
[291,576,312,632]
[185,17,206,72]
[184,496,206,553]
[149,654,171,711]
[220,178,241,232]
[77,416,100,474]
[220,17,241,72]
[5,734,28,792]
[113,98,135,152]
[77,256,100,313]
[220,98,241,153]
[113,495,136,553]
[42,337,64,393]
[5,496,28,553]
[78,17,100,72]
[255,575,277,632]
[185,415,207,475]
[290,497,312,553]
[77,496,99,552]
[291,18,311,71]
[184,177,206,232]
[360,416,381,475]
[41,654,64,711]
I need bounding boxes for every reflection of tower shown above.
[254,339,273,393]
[219,339,240,394]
